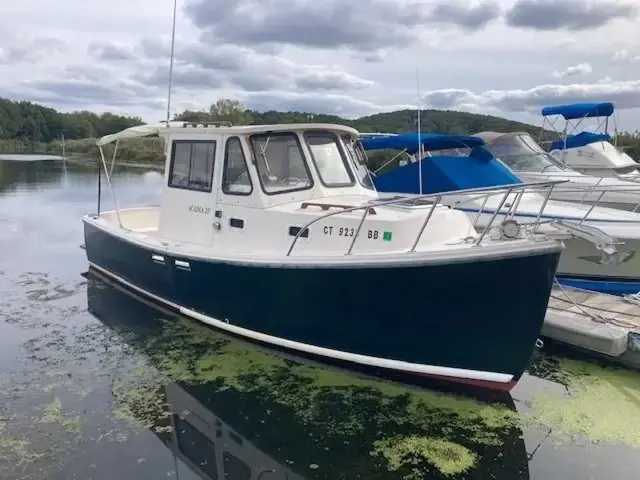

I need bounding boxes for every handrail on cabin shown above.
[286,179,568,256]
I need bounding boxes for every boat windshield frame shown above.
[248,131,315,196]
[303,130,356,188]
[488,134,572,173]
[341,134,375,190]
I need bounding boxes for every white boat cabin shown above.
[95,122,486,258]
[549,141,640,180]
[156,122,379,251]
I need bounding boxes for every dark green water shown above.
[1,157,639,480]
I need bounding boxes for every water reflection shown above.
[0,158,67,192]
[86,270,530,479]
[2,158,640,479]
[156,383,305,480]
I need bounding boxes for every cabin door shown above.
[213,135,261,252]
[158,138,221,246]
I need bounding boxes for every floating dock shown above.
[543,284,640,369]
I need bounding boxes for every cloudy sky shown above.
[1,0,639,129]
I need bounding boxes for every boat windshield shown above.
[250,132,313,194]
[488,134,571,173]
[304,131,355,187]
[341,135,375,190]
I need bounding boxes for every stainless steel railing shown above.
[287,179,568,256]
[528,175,640,214]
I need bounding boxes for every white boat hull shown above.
[449,193,640,294]
[516,171,640,213]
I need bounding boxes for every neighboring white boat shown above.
[474,131,640,212]
[83,121,576,392]
[540,102,640,180]
[363,132,640,295]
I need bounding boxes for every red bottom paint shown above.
[420,372,519,392]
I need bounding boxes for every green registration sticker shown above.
[383,231,393,241]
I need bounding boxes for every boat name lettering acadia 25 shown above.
[188,205,211,214]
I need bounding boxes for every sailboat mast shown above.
[165,0,178,124]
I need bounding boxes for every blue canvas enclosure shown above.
[361,133,485,154]
[549,131,612,151]
[541,102,615,120]
[362,134,522,195]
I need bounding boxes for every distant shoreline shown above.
[0,153,163,171]
[0,153,66,161]
[63,156,163,170]
[0,136,165,166]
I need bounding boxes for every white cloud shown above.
[612,49,640,62]
[0,0,639,129]
[421,80,640,113]
[551,62,593,78]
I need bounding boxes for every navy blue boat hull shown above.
[83,219,561,391]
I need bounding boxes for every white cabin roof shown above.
[96,121,361,146]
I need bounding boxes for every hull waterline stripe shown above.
[88,262,514,384]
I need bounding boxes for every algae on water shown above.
[104,314,524,480]
[0,436,33,464]
[41,397,82,435]
[0,417,43,468]
[524,357,640,448]
[134,317,520,444]
[372,435,477,479]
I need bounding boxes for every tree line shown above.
[1,97,639,168]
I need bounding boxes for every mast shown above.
[165,0,178,124]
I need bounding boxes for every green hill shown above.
[223,107,545,136]
[350,109,544,137]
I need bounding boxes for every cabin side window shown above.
[168,140,216,192]
[222,137,253,195]
[304,131,355,187]
[249,132,313,195]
